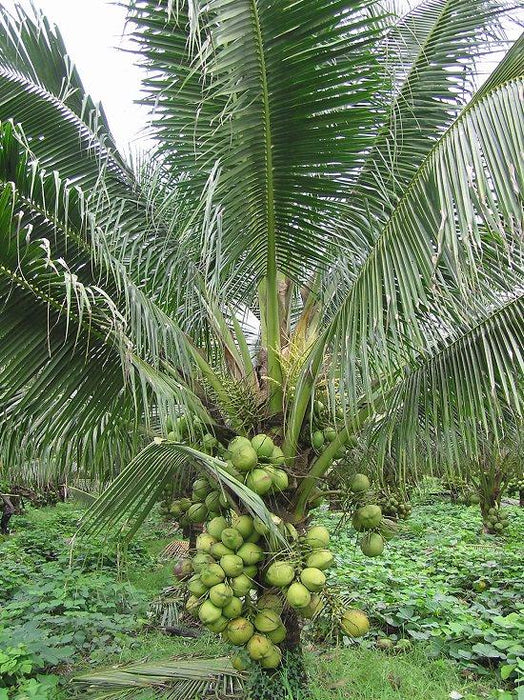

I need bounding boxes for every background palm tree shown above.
[0,0,523,693]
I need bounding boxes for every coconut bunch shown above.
[309,399,350,461]
[347,473,398,558]
[483,506,510,534]
[507,476,524,496]
[377,490,412,521]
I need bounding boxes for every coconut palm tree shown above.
[0,0,523,693]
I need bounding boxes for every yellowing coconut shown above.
[220,553,244,577]
[304,525,330,549]
[306,549,334,570]
[237,542,264,566]
[286,582,311,609]
[196,533,218,553]
[340,608,370,637]
[266,561,295,587]
[200,563,226,587]
[209,583,234,608]
[300,567,326,592]
[227,617,255,645]
[247,634,273,660]
[222,596,243,619]
[198,599,222,624]
[254,608,281,633]
[246,468,273,496]
[185,595,200,618]
[221,527,244,551]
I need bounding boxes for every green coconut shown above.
[285,523,299,541]
[260,645,282,669]
[311,430,325,449]
[340,608,370,637]
[360,533,384,557]
[352,505,382,531]
[271,446,286,466]
[227,618,255,645]
[220,553,244,577]
[200,563,226,588]
[230,573,253,597]
[231,513,255,539]
[243,564,258,579]
[379,518,398,541]
[192,552,214,572]
[222,596,243,619]
[300,594,323,619]
[192,478,212,501]
[349,473,370,493]
[257,592,283,613]
[253,516,269,535]
[266,561,295,587]
[209,583,234,608]
[267,624,286,643]
[205,491,223,513]
[268,467,289,491]
[187,502,208,523]
[300,567,326,592]
[198,599,222,624]
[207,615,228,633]
[231,443,258,472]
[246,529,262,543]
[286,582,311,609]
[187,575,208,597]
[178,497,192,512]
[247,634,273,660]
[306,549,334,570]
[251,434,275,460]
[324,427,337,442]
[237,542,264,566]
[304,525,330,549]
[254,609,281,633]
[231,654,249,671]
[210,542,234,559]
[246,468,273,496]
[228,436,252,452]
[196,533,217,553]
[221,527,244,551]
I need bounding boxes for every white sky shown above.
[1,0,522,154]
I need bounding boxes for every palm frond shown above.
[72,656,243,699]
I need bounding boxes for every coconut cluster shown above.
[378,490,412,520]
[507,476,524,496]
[309,399,349,460]
[348,474,397,557]
[170,432,341,670]
[483,506,509,534]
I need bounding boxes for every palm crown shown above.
[0,0,522,532]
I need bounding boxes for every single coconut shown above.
[352,505,382,531]
[207,616,228,633]
[205,491,223,513]
[209,583,234,608]
[211,542,234,559]
[271,446,286,466]
[246,468,273,496]
[227,617,255,645]
[220,553,245,577]
[286,582,311,609]
[306,549,334,570]
[251,434,275,460]
[266,561,295,587]
[300,567,326,592]
[188,502,208,523]
[254,609,281,633]
[221,527,244,551]
[185,594,200,618]
[230,573,253,597]
[187,575,208,597]
[267,624,286,643]
[360,533,384,557]
[323,428,337,442]
[253,516,269,535]
[231,443,258,472]
[304,525,330,549]
[192,552,214,572]
[257,592,283,613]
[243,564,258,579]
[312,430,325,449]
[237,542,264,566]
[231,654,248,671]
[192,478,212,501]
[299,594,323,619]
[260,645,282,669]
[340,608,369,637]
[231,514,255,539]
[268,467,289,491]
[349,473,370,493]
[173,558,193,580]
[198,599,222,624]
[200,563,226,587]
[247,634,273,660]
[222,596,243,619]
[207,515,229,540]
[196,533,217,553]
